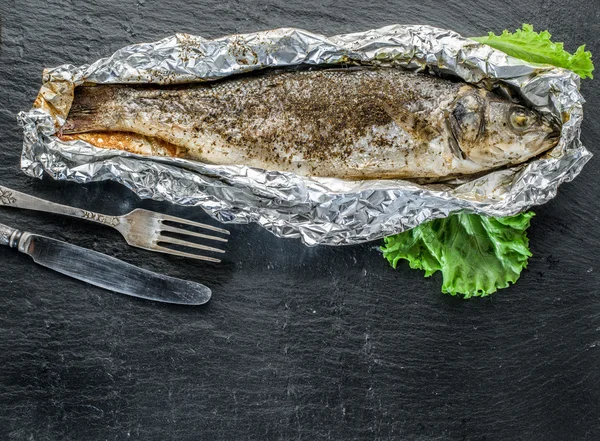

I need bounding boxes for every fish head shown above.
[448,89,561,167]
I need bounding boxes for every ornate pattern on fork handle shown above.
[0,189,16,206]
[80,211,120,227]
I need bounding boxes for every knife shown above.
[0,222,211,305]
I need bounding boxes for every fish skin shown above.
[62,67,560,180]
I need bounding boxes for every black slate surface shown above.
[1,1,599,440]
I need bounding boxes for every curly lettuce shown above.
[472,24,594,79]
[381,213,535,298]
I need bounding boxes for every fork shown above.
[0,185,229,262]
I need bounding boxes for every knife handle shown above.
[0,223,24,248]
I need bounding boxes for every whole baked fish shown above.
[61,67,560,180]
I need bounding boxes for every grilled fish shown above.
[62,67,560,180]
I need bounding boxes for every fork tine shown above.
[159,224,229,243]
[153,245,222,263]
[157,236,226,254]
[158,215,230,235]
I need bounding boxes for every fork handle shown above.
[0,186,121,228]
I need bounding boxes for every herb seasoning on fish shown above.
[61,67,561,180]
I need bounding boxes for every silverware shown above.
[0,186,229,262]
[0,222,211,305]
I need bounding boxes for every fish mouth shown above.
[542,114,562,146]
[543,129,562,149]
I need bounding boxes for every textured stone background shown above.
[0,1,599,440]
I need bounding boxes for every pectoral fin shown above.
[445,116,466,160]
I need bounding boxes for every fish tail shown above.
[62,85,118,134]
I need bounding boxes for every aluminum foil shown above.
[18,25,592,246]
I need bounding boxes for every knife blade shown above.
[0,222,211,305]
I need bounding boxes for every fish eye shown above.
[510,107,536,131]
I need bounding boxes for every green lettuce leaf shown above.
[472,24,594,79]
[381,212,535,298]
